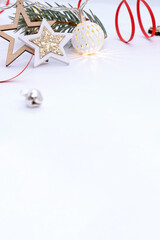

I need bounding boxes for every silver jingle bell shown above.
[21,89,43,108]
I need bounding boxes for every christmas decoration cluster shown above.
[0,0,158,70]
[0,0,107,68]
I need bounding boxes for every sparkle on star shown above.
[30,27,65,59]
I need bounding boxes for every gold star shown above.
[30,27,65,59]
[19,19,73,66]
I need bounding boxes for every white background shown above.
[0,1,160,240]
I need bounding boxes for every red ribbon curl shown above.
[115,0,135,43]
[137,0,156,38]
[115,0,156,43]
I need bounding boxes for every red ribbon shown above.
[0,51,34,83]
[78,0,82,9]
[115,0,156,43]
[137,0,156,38]
[0,0,9,14]
[115,0,135,43]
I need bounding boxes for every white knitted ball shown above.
[72,21,104,54]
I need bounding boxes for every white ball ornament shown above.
[72,21,104,55]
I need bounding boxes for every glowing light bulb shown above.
[72,21,104,55]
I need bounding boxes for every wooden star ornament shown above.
[0,0,55,66]
[19,19,73,67]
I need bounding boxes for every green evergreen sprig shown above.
[9,2,107,37]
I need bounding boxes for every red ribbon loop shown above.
[0,0,10,14]
[115,0,135,43]
[137,0,156,38]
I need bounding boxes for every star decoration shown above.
[19,19,73,67]
[30,27,65,59]
[0,0,55,66]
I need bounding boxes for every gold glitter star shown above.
[30,27,65,59]
[19,19,73,66]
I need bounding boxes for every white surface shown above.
[0,1,160,240]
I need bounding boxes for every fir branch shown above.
[9,2,107,37]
